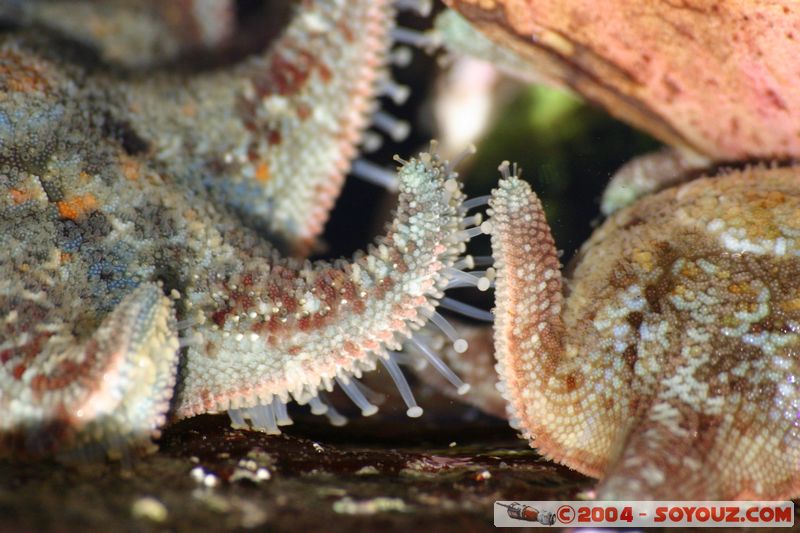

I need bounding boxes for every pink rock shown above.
[445,0,800,160]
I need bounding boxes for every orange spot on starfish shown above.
[56,194,98,221]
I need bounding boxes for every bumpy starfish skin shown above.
[0,283,179,456]
[488,166,800,499]
[175,154,468,420]
[0,0,472,455]
[118,0,394,255]
[8,0,237,69]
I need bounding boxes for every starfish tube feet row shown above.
[173,147,474,431]
[410,319,507,419]
[0,283,178,458]
[488,164,800,499]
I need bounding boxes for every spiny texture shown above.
[0,0,468,457]
[488,167,800,500]
[442,0,800,160]
[175,153,468,418]
[0,283,178,457]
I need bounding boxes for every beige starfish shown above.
[487,163,800,499]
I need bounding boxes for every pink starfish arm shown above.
[0,283,178,458]
[122,0,396,255]
[488,164,800,499]
[487,168,625,477]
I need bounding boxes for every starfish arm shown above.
[597,374,800,500]
[0,34,183,457]
[1,22,478,451]
[557,166,800,499]
[122,0,396,254]
[488,171,630,477]
[0,283,178,458]
[600,147,711,216]
[173,149,471,422]
[11,0,236,69]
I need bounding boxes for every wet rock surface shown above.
[0,399,591,532]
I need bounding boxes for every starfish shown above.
[486,162,800,500]
[0,0,480,457]
[421,1,800,500]
[5,0,240,70]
